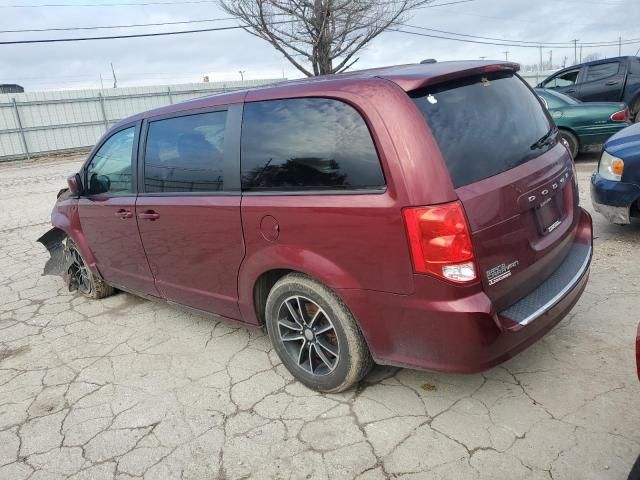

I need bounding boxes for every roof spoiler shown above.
[379,62,521,92]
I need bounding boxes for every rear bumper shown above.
[578,124,630,149]
[339,208,593,373]
[591,173,640,224]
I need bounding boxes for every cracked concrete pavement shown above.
[0,154,638,479]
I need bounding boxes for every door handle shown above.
[115,209,133,219]
[138,210,160,221]
[565,88,577,93]
[605,80,619,86]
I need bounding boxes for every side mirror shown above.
[67,173,83,196]
[89,174,110,194]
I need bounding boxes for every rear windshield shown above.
[411,72,554,188]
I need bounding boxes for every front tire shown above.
[559,130,579,158]
[265,274,373,392]
[67,240,114,299]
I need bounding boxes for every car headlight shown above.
[599,150,624,181]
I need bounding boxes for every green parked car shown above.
[535,88,631,157]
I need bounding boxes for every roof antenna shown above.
[420,59,437,64]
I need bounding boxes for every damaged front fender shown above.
[37,228,74,285]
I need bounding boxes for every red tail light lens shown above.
[402,201,477,283]
[611,107,629,122]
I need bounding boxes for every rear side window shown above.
[144,111,226,193]
[241,98,385,191]
[411,73,553,188]
[545,69,580,88]
[586,62,620,82]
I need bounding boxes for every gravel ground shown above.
[0,154,638,480]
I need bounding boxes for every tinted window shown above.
[87,127,134,195]
[545,69,580,88]
[241,98,384,191]
[412,73,553,188]
[144,111,226,193]
[630,58,640,75]
[586,62,620,82]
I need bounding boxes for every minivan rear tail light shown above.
[611,107,629,122]
[402,201,477,283]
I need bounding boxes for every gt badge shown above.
[486,260,520,286]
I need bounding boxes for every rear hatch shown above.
[411,71,580,310]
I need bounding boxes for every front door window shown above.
[86,127,135,195]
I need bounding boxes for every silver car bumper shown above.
[592,201,630,225]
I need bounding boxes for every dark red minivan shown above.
[41,61,593,392]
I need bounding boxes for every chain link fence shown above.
[0,79,281,162]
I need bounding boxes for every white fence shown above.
[0,79,281,162]
[520,71,556,87]
[0,71,557,162]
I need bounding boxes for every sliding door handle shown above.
[138,210,160,221]
[115,209,133,219]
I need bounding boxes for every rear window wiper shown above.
[530,128,556,150]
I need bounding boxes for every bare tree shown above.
[220,0,433,76]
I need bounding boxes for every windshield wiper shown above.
[530,128,556,150]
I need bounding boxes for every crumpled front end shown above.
[37,228,79,291]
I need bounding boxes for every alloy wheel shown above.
[277,295,340,376]
[69,247,92,295]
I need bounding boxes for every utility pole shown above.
[99,74,104,90]
[238,70,245,81]
[619,36,622,56]
[539,46,543,72]
[548,50,553,70]
[503,51,509,61]
[572,39,579,65]
[110,62,117,89]
[579,44,583,63]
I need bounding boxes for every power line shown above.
[0,17,234,33]
[1,2,636,49]
[401,23,640,47]
[3,14,635,48]
[4,21,638,48]
[400,23,638,47]
[0,0,475,7]
[391,27,640,49]
[0,0,219,7]
[415,0,476,8]
[0,24,246,44]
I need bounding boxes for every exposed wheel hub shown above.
[304,328,314,341]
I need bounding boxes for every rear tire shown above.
[559,130,579,158]
[265,273,373,392]
[67,240,114,299]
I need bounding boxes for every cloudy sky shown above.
[0,0,638,91]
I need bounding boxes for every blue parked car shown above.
[591,122,640,224]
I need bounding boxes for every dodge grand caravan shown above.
[40,61,593,392]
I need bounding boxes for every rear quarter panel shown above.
[237,79,458,324]
[554,104,629,146]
